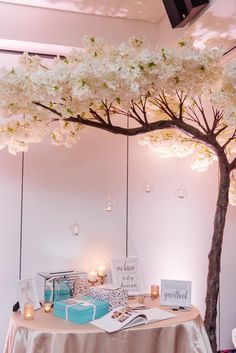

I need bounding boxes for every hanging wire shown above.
[19,152,24,280]
[125,117,129,257]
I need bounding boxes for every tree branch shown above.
[129,100,146,125]
[222,129,236,150]
[214,125,228,137]
[176,90,187,120]
[101,100,113,126]
[89,108,108,125]
[185,105,208,133]
[229,152,236,171]
[33,100,222,153]
[33,101,64,119]
[152,92,178,120]
[192,97,211,133]
[139,96,149,124]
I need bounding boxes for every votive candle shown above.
[43,302,52,313]
[151,285,159,300]
[23,303,34,320]
[138,295,145,304]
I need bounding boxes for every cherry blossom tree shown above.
[0,37,236,352]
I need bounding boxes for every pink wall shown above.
[128,136,218,318]
[0,151,21,350]
[21,131,127,289]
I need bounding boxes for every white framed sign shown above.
[17,278,40,314]
[160,279,192,308]
[111,257,143,295]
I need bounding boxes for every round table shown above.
[4,299,212,353]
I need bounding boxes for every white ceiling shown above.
[0,0,235,55]
[0,0,167,23]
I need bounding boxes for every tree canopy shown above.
[0,36,236,351]
[0,37,235,199]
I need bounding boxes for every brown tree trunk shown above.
[204,158,230,353]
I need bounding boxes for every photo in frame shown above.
[160,279,192,308]
[17,278,40,314]
[111,257,143,295]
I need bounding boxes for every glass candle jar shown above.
[43,302,52,313]
[138,295,145,304]
[151,285,159,300]
[23,303,34,320]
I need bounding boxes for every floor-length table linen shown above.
[4,300,212,353]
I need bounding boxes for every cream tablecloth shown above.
[4,299,212,353]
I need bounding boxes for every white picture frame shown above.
[111,257,143,295]
[17,277,40,314]
[160,279,192,308]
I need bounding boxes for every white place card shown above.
[17,277,40,314]
[160,279,192,308]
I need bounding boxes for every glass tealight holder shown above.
[23,303,34,320]
[43,302,52,313]
[151,285,159,300]
[138,295,145,304]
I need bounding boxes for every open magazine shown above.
[91,306,176,333]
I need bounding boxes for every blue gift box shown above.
[54,295,109,324]
[44,282,72,302]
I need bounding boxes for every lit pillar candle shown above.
[88,270,97,282]
[98,265,106,277]
[23,303,34,320]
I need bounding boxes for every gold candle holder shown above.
[43,302,52,313]
[97,274,107,285]
[97,265,107,285]
[151,285,159,300]
[88,279,98,287]
[23,303,34,320]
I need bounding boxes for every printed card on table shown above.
[160,279,192,308]
[16,277,40,314]
[111,257,143,295]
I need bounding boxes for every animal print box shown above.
[88,285,128,311]
[72,277,89,297]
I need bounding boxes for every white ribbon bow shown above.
[65,299,97,321]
